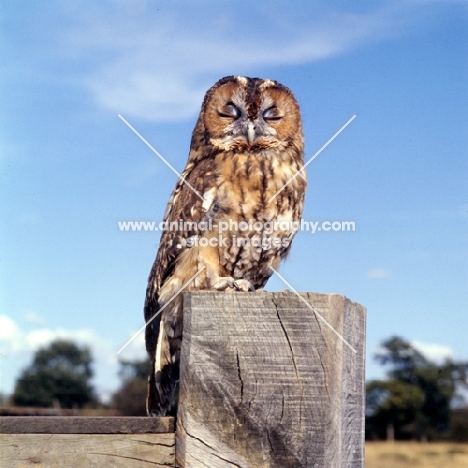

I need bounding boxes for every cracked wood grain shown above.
[236,350,244,404]
[272,297,299,380]
[0,434,175,467]
[175,291,366,468]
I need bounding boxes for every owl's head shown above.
[199,76,303,155]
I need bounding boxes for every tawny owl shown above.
[144,76,306,416]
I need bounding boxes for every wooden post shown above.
[176,291,366,468]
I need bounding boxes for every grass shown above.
[366,441,468,468]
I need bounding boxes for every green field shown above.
[366,442,468,468]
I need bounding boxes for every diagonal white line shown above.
[118,114,204,202]
[269,266,357,354]
[268,114,356,203]
[117,266,206,355]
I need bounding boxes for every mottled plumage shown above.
[144,76,306,416]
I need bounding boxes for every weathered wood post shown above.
[176,291,366,468]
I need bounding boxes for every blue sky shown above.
[1,0,467,401]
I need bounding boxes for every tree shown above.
[449,407,468,442]
[366,336,468,440]
[13,339,95,408]
[366,380,425,439]
[112,358,150,416]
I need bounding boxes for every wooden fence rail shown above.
[0,417,175,467]
[1,291,366,468]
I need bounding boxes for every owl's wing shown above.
[144,154,217,360]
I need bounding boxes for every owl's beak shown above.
[247,121,256,144]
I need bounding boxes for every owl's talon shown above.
[232,279,255,292]
[211,277,254,292]
[212,276,236,291]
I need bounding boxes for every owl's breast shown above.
[205,151,304,286]
[211,150,305,220]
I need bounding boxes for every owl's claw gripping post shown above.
[211,277,255,292]
[211,276,235,291]
[232,281,243,291]
[232,279,255,292]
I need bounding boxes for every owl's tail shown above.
[147,311,181,417]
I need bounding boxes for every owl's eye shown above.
[263,106,283,122]
[218,102,241,119]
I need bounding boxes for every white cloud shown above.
[412,340,454,364]
[23,311,46,325]
[0,316,19,341]
[0,315,147,398]
[0,316,106,358]
[25,0,442,122]
[81,7,403,121]
[367,268,391,279]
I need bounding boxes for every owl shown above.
[144,76,306,416]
